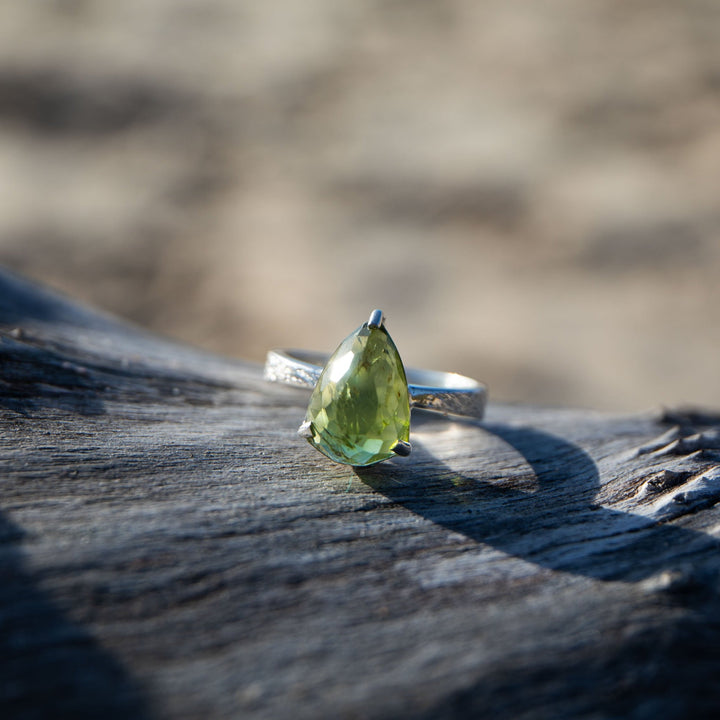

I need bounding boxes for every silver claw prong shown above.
[297,421,313,439]
[367,309,385,328]
[393,440,412,457]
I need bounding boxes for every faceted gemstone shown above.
[304,322,410,466]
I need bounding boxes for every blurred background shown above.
[0,1,718,411]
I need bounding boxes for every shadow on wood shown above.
[358,418,720,582]
[0,514,149,719]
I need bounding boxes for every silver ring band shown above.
[264,349,487,419]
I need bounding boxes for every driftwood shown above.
[2,267,720,719]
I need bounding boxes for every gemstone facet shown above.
[304,322,411,466]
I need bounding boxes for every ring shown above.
[264,309,487,467]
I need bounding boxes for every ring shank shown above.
[264,349,486,419]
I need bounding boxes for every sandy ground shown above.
[0,0,718,411]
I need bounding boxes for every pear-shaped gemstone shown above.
[304,322,410,466]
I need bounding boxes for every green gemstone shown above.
[305,322,411,466]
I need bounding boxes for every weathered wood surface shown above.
[2,267,720,720]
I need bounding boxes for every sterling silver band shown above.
[264,349,487,419]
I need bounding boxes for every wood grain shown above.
[2,267,720,719]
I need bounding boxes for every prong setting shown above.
[392,440,412,457]
[367,309,385,329]
[297,420,313,439]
